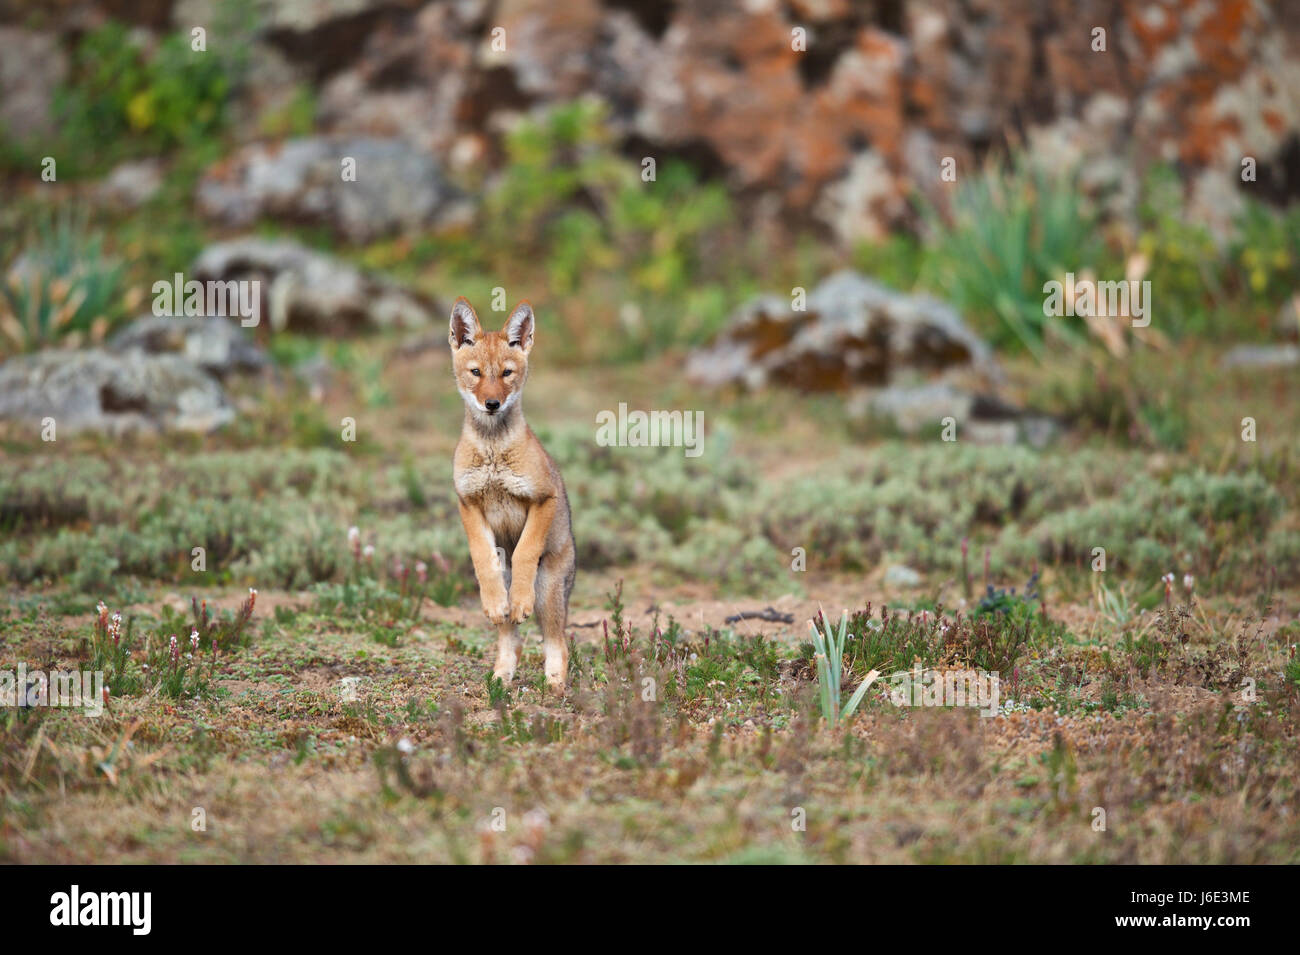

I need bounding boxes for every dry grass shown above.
[2,341,1298,864]
[2,574,1297,864]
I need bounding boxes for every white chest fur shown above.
[455,460,533,498]
[456,461,534,540]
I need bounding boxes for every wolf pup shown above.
[449,297,576,692]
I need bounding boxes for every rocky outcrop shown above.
[0,350,234,434]
[191,237,437,333]
[0,310,273,435]
[245,0,1300,242]
[196,137,472,241]
[856,382,1059,448]
[108,314,268,377]
[5,2,1295,244]
[688,269,1057,445]
[95,159,164,209]
[686,270,993,391]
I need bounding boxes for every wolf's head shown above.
[448,297,535,426]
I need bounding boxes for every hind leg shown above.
[535,551,573,692]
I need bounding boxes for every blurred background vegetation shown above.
[2,11,1295,362]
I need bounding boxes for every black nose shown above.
[485,399,500,412]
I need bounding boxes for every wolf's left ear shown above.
[504,302,535,353]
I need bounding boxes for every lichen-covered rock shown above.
[191,237,436,333]
[276,0,1298,242]
[95,159,164,209]
[689,270,1058,444]
[20,2,1300,243]
[196,137,472,242]
[856,382,1059,447]
[686,270,993,391]
[0,350,234,435]
[108,315,268,378]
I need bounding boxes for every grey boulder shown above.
[191,237,436,333]
[191,237,436,335]
[108,314,268,378]
[196,137,472,243]
[0,350,234,435]
[686,270,994,391]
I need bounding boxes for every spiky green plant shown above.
[919,157,1103,358]
[809,609,879,727]
[1094,579,1134,627]
[0,210,123,355]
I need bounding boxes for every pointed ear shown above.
[504,302,535,353]
[449,298,482,349]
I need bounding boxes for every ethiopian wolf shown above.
[449,298,576,692]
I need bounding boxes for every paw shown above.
[544,669,567,694]
[544,656,567,694]
[509,591,534,623]
[482,590,510,625]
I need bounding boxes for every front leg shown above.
[509,497,557,623]
[458,499,509,624]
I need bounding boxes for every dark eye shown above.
[470,368,481,377]
[502,369,513,377]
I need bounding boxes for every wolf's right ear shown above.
[449,298,482,349]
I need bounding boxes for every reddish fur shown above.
[449,298,576,691]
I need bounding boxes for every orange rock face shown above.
[23,0,1282,241]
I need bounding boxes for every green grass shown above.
[3,412,1296,597]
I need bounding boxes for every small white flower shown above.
[396,738,415,754]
